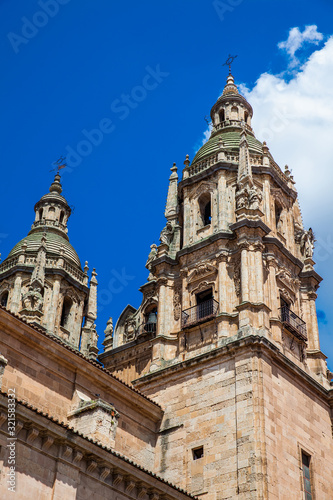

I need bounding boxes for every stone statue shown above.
[300,228,315,258]
[248,186,262,210]
[145,243,158,281]
[159,222,174,248]
[145,244,158,270]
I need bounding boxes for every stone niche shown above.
[68,390,119,448]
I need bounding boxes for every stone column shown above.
[46,277,61,333]
[306,291,320,350]
[217,252,228,311]
[254,244,264,303]
[240,246,249,303]
[218,174,228,231]
[157,277,168,336]
[10,273,22,313]
[183,189,191,247]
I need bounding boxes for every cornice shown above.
[0,391,194,500]
[133,334,331,403]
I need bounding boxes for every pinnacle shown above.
[49,173,63,194]
[222,73,239,96]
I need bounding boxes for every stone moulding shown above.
[0,392,195,500]
[68,398,119,419]
[133,333,333,402]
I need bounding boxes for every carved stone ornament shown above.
[276,268,297,296]
[21,285,43,312]
[187,262,217,284]
[236,184,262,211]
[191,280,215,295]
[173,284,182,321]
[233,263,241,297]
[279,287,293,305]
[300,228,315,258]
[159,222,174,248]
[124,317,137,342]
[145,243,158,281]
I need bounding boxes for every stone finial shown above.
[164,163,179,222]
[284,165,291,177]
[90,268,98,285]
[49,173,62,194]
[84,261,89,274]
[222,73,239,96]
[184,154,190,168]
[103,317,114,352]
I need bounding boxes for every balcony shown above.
[181,299,219,329]
[137,322,157,338]
[279,305,307,341]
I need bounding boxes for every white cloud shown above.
[278,25,324,67]
[242,33,333,364]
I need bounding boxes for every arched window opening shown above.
[59,211,65,224]
[39,208,43,220]
[48,207,55,213]
[244,111,249,123]
[0,291,9,308]
[275,203,283,230]
[231,106,238,120]
[60,296,72,329]
[199,193,212,226]
[144,305,157,334]
[219,109,225,123]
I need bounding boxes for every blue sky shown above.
[1,0,333,369]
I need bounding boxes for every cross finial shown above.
[50,156,67,174]
[223,54,238,74]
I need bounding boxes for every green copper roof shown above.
[192,130,263,164]
[8,231,81,268]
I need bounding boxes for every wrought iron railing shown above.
[137,322,157,337]
[279,305,307,340]
[181,299,219,329]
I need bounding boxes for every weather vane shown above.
[223,54,238,74]
[50,156,67,174]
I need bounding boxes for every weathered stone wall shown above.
[135,339,333,499]
[0,309,162,470]
[0,394,191,500]
[261,354,333,499]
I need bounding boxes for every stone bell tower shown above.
[0,174,98,360]
[101,72,326,380]
[100,71,333,499]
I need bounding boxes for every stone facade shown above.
[100,74,333,498]
[0,71,332,498]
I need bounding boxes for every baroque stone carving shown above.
[159,222,174,248]
[276,268,297,296]
[21,285,43,312]
[233,264,241,297]
[173,284,182,321]
[235,184,262,211]
[187,262,217,284]
[124,317,137,342]
[145,243,158,281]
[300,228,315,258]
